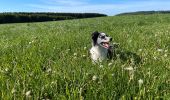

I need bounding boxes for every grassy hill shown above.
[0,14,170,99]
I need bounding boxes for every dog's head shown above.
[92,31,112,49]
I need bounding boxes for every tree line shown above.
[116,11,170,16]
[0,12,107,24]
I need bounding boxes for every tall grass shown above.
[0,14,170,99]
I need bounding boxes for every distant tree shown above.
[0,12,107,24]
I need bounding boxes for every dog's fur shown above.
[90,31,113,62]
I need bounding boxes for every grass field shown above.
[0,14,170,99]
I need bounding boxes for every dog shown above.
[90,31,113,62]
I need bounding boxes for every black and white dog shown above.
[90,31,113,62]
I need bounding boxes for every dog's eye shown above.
[100,36,105,39]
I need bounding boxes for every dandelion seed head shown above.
[138,79,144,88]
[138,49,142,52]
[138,79,143,84]
[165,50,168,53]
[11,88,16,94]
[99,65,103,68]
[155,34,158,37]
[124,67,133,71]
[157,49,163,52]
[92,75,97,81]
[25,90,31,97]
[74,53,77,56]
[5,68,9,72]
[164,54,168,57]
[108,63,113,67]
[82,55,86,57]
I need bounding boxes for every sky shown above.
[1,0,170,15]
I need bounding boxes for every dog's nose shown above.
[110,38,112,41]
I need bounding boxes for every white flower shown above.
[108,63,113,67]
[165,50,168,53]
[164,54,168,57]
[4,68,8,72]
[74,53,77,56]
[99,65,103,68]
[92,75,97,81]
[138,79,144,88]
[138,49,142,52]
[157,49,163,52]
[82,55,86,57]
[11,88,16,94]
[124,67,133,71]
[51,81,55,84]
[26,90,31,97]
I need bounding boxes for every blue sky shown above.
[1,0,170,15]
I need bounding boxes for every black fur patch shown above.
[92,31,100,46]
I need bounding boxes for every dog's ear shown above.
[92,31,100,46]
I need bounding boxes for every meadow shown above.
[0,14,170,99]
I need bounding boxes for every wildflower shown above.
[157,49,163,52]
[11,88,16,94]
[165,50,168,53]
[92,75,97,81]
[138,49,142,52]
[99,65,103,68]
[25,90,31,97]
[108,63,113,67]
[85,73,89,76]
[29,40,34,44]
[82,55,86,57]
[138,79,143,88]
[164,54,168,57]
[5,68,9,72]
[74,53,77,56]
[51,81,55,84]
[124,67,133,71]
